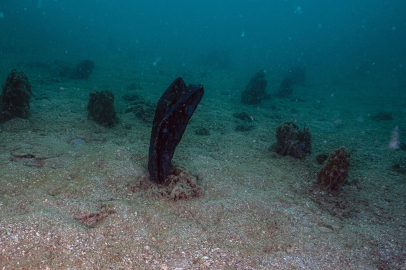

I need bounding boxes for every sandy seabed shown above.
[0,53,405,269]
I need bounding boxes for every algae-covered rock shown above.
[269,121,311,159]
[87,90,118,127]
[1,69,32,121]
[317,147,350,192]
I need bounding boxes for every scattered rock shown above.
[316,154,329,165]
[70,139,86,147]
[269,121,311,159]
[317,147,350,192]
[372,111,393,121]
[87,90,119,127]
[241,70,268,105]
[70,59,94,80]
[1,69,32,121]
[276,78,293,98]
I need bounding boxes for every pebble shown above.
[70,139,86,147]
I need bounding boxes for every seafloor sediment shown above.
[0,53,405,269]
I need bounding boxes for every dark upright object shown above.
[317,147,350,192]
[87,90,119,127]
[1,69,32,121]
[241,70,267,105]
[148,78,204,184]
[70,60,94,80]
[269,121,311,159]
[276,78,293,98]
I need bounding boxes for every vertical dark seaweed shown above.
[148,78,204,184]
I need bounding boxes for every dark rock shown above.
[316,154,329,165]
[317,147,350,191]
[269,121,311,159]
[148,78,204,184]
[241,70,268,105]
[392,162,406,174]
[276,78,293,98]
[372,111,393,121]
[87,91,119,127]
[1,69,32,121]
[70,60,94,80]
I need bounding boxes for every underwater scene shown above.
[0,0,405,269]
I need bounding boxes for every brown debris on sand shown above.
[130,167,203,201]
[74,205,117,227]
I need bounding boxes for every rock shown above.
[316,154,329,165]
[276,78,293,98]
[372,111,393,121]
[148,77,204,184]
[317,147,350,192]
[70,139,86,147]
[70,60,94,80]
[241,70,268,105]
[87,90,119,127]
[269,121,311,159]
[1,69,32,121]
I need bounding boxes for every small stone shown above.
[70,139,86,147]
[152,237,156,242]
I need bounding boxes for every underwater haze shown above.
[1,0,406,74]
[1,0,406,269]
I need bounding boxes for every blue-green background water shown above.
[1,0,405,77]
